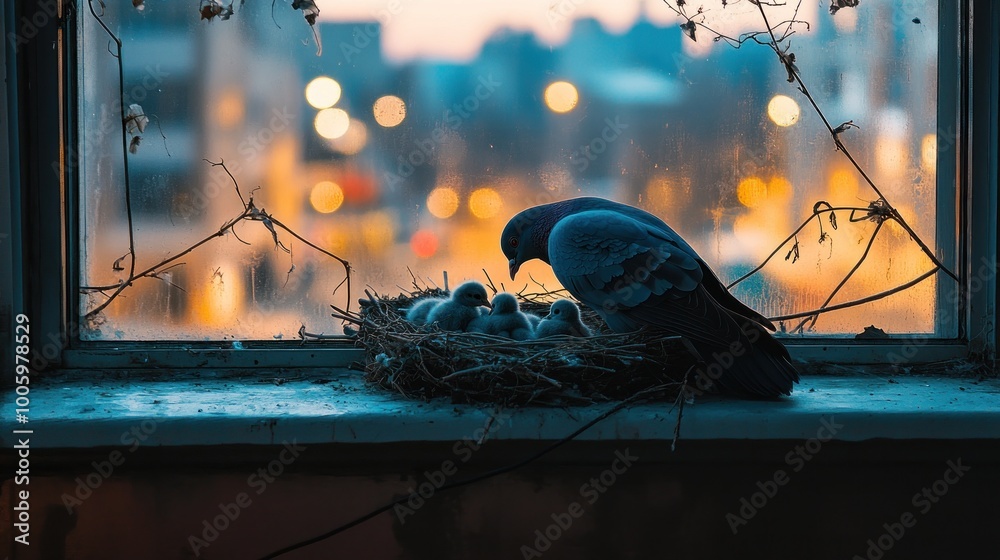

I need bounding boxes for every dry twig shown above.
[344,288,694,406]
[663,0,959,331]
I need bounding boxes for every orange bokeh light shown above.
[410,230,439,258]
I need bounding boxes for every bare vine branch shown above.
[748,0,957,285]
[662,0,959,330]
[87,0,137,313]
[770,266,941,324]
[83,160,352,324]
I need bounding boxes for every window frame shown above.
[2,0,996,374]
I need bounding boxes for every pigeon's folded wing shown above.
[548,210,796,396]
[548,210,703,311]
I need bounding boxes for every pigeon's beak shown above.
[508,258,520,280]
[483,301,493,312]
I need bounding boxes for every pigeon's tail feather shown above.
[698,318,799,398]
[699,263,776,331]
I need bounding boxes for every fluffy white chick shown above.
[426,281,492,331]
[467,292,534,340]
[525,313,542,330]
[404,297,446,326]
[535,299,591,338]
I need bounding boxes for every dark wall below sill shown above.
[3,439,998,560]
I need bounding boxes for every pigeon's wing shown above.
[548,210,796,397]
[548,210,703,314]
[604,199,777,331]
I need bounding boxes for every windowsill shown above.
[8,370,1000,449]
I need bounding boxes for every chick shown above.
[404,297,446,326]
[525,313,542,330]
[467,293,534,340]
[425,281,492,331]
[535,299,591,338]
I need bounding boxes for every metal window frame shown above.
[3,0,996,372]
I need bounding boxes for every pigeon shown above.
[404,297,446,326]
[467,293,534,340]
[500,197,799,397]
[535,299,591,338]
[425,281,492,331]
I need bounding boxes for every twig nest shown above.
[348,288,695,406]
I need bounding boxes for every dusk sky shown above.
[318,0,819,62]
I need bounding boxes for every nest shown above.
[335,284,697,407]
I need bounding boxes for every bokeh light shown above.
[645,177,674,212]
[325,118,368,155]
[768,176,793,202]
[468,187,503,219]
[373,95,407,127]
[215,89,245,129]
[410,230,439,258]
[314,108,351,139]
[309,181,345,214]
[544,81,579,113]
[875,136,907,177]
[737,177,768,208]
[361,211,395,254]
[767,94,800,127]
[191,264,241,326]
[427,187,460,219]
[305,77,342,109]
[828,168,860,200]
[921,133,937,171]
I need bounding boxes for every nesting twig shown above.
[82,160,352,322]
[345,288,694,406]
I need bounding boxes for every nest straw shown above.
[334,281,697,407]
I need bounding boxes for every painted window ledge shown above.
[7,372,1000,449]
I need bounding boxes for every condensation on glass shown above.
[78,0,946,340]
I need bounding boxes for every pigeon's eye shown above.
[509,237,519,248]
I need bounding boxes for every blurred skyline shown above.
[316,0,818,62]
[78,1,946,340]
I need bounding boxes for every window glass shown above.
[78,0,945,340]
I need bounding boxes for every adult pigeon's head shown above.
[546,299,581,322]
[501,200,580,279]
[452,281,493,310]
[490,293,519,315]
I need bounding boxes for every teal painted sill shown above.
[4,372,1000,449]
